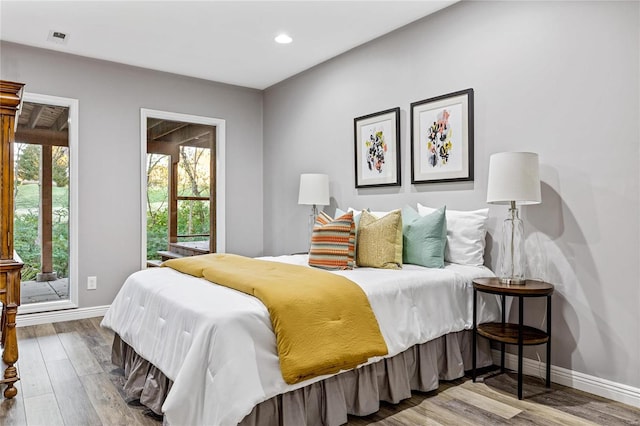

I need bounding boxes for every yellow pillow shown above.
[356,210,403,269]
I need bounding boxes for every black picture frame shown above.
[354,107,401,188]
[410,88,474,184]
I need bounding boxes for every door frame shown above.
[18,92,79,314]
[140,108,226,269]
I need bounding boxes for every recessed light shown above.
[274,34,293,44]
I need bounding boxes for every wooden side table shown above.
[472,277,554,399]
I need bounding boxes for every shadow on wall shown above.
[510,171,628,380]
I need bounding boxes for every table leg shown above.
[546,294,552,388]
[472,288,477,382]
[501,294,506,373]
[518,295,524,400]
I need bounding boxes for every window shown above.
[143,111,225,265]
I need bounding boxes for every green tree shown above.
[52,146,69,187]
[17,144,40,182]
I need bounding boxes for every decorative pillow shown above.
[348,207,390,219]
[337,208,363,228]
[402,205,447,268]
[308,211,355,270]
[356,210,403,269]
[417,203,489,266]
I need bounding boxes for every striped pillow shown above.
[308,211,355,270]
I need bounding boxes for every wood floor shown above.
[1,318,639,426]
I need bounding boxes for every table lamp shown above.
[486,152,541,284]
[298,173,330,239]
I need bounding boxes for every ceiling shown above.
[16,102,69,147]
[18,103,68,132]
[0,1,457,90]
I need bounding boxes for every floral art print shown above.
[427,109,453,168]
[366,129,387,173]
[354,107,400,188]
[410,89,473,184]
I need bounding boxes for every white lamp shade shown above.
[487,152,541,205]
[298,173,330,206]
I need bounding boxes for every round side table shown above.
[472,277,554,400]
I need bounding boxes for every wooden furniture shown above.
[472,277,554,400]
[0,80,25,399]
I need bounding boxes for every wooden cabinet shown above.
[0,80,25,399]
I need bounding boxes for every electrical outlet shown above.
[87,276,97,290]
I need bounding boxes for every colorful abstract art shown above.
[354,108,401,188]
[411,89,474,184]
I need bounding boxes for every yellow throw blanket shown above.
[163,253,388,384]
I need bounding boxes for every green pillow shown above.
[402,205,446,268]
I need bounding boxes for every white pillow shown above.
[348,207,393,218]
[417,203,489,266]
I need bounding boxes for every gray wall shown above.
[1,42,264,309]
[264,1,640,388]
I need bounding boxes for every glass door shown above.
[14,94,78,313]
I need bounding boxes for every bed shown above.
[101,253,501,426]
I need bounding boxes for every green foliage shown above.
[14,186,70,281]
[14,210,40,281]
[52,208,69,278]
[146,202,210,259]
[14,208,69,281]
[52,146,69,187]
[177,200,210,236]
[147,207,168,259]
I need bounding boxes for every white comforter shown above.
[101,255,500,426]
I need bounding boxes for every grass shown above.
[15,183,69,210]
[14,184,169,211]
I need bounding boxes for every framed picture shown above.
[410,88,474,184]
[354,107,401,188]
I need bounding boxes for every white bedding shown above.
[101,255,500,426]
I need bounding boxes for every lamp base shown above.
[307,204,319,245]
[497,203,526,285]
[499,277,526,285]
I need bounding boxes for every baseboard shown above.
[16,305,110,327]
[491,349,640,409]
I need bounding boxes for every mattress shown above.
[101,255,500,426]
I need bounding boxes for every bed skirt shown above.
[111,330,493,425]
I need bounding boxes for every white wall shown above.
[1,42,264,309]
[264,1,640,389]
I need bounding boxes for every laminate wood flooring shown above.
[1,318,638,425]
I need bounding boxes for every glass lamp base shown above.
[307,205,319,247]
[498,205,526,284]
[499,276,526,285]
